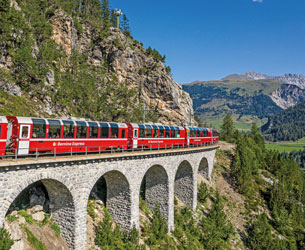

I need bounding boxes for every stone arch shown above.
[1,175,76,249]
[174,160,194,207]
[140,165,169,221]
[198,157,209,180]
[89,170,131,230]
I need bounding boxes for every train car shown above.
[6,116,128,155]
[126,123,185,149]
[212,129,219,144]
[184,126,213,146]
[0,116,8,156]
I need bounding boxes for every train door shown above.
[18,125,30,155]
[133,129,138,148]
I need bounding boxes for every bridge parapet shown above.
[0,146,218,250]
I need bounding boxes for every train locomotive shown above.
[0,116,219,156]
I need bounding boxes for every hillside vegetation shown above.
[0,0,194,124]
[261,101,305,141]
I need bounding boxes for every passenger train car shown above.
[0,116,219,156]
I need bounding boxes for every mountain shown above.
[223,72,305,89]
[261,101,305,141]
[182,72,305,129]
[0,0,195,125]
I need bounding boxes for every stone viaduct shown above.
[0,146,217,250]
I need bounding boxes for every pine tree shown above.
[101,0,111,29]
[250,122,265,148]
[247,214,275,250]
[220,114,234,142]
[200,192,235,249]
[121,14,131,36]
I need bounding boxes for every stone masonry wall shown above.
[0,147,217,249]
[174,161,194,207]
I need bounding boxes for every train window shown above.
[21,126,29,138]
[153,128,158,138]
[159,129,164,138]
[0,126,2,137]
[146,128,152,138]
[110,123,119,138]
[176,129,180,138]
[165,129,170,138]
[76,121,87,138]
[122,129,125,138]
[63,120,75,138]
[88,122,98,139]
[48,120,61,138]
[32,119,46,138]
[171,129,175,138]
[100,123,109,138]
[139,128,145,138]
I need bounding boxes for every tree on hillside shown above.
[101,0,111,29]
[220,114,234,142]
[200,192,235,249]
[250,122,265,149]
[120,14,131,36]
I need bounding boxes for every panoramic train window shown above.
[176,129,180,138]
[88,122,98,139]
[192,130,195,137]
[153,127,158,138]
[63,120,75,138]
[100,123,109,138]
[139,128,145,138]
[32,119,46,138]
[170,127,175,138]
[110,123,119,138]
[48,119,61,138]
[159,127,164,138]
[146,127,152,138]
[165,129,170,138]
[76,121,87,138]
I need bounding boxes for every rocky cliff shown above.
[0,1,195,125]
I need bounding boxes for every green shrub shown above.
[18,210,33,224]
[139,198,151,216]
[7,214,17,223]
[197,182,210,204]
[0,228,14,250]
[87,200,96,220]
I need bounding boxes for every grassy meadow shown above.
[265,138,305,153]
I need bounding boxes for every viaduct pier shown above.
[0,146,218,249]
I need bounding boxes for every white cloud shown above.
[252,0,263,2]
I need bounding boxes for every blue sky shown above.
[110,0,305,83]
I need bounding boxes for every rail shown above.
[1,141,219,162]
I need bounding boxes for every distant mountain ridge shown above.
[223,72,305,89]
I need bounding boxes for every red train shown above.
[0,116,219,156]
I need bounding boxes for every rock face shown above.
[270,84,305,109]
[0,7,195,125]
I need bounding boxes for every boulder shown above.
[32,212,45,222]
